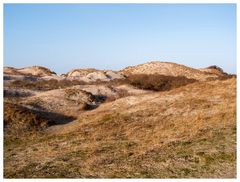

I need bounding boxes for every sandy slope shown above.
[120,61,223,80]
[4,61,228,83]
[4,66,56,77]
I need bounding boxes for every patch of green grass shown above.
[138,170,155,178]
[203,152,235,167]
[4,138,24,147]
[93,144,116,155]
[181,140,192,146]
[181,168,192,175]
[232,125,236,134]
[59,150,88,162]
[204,155,215,165]
[101,114,117,122]
[215,152,235,162]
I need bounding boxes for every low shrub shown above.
[206,74,236,81]
[126,74,197,91]
[4,102,49,132]
[9,79,86,91]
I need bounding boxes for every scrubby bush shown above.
[104,90,130,103]
[81,103,94,110]
[126,74,197,91]
[206,74,236,81]
[9,79,86,91]
[4,102,49,132]
[207,65,225,73]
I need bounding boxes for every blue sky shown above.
[4,4,236,74]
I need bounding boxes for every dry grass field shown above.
[3,62,236,178]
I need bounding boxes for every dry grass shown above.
[4,77,236,178]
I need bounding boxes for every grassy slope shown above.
[4,78,236,178]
